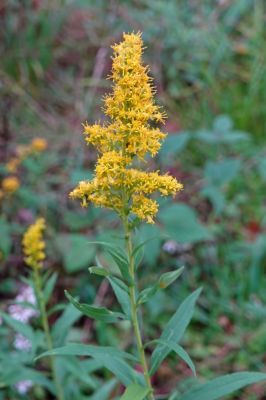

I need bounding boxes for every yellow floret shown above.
[2,176,20,194]
[22,218,46,269]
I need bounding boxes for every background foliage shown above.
[0,0,265,399]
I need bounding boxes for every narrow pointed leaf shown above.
[150,288,202,375]
[158,267,184,289]
[154,339,196,376]
[35,344,139,386]
[65,290,125,323]
[182,372,266,400]
[108,276,131,319]
[120,383,150,400]
[89,266,111,277]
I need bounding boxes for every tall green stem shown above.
[33,268,65,400]
[123,218,155,400]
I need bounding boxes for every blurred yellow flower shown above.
[70,32,183,223]
[31,138,48,152]
[22,218,46,269]
[6,157,20,173]
[2,176,20,194]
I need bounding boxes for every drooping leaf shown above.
[0,312,35,347]
[65,291,125,323]
[120,383,150,400]
[36,344,139,386]
[150,288,202,375]
[182,372,266,400]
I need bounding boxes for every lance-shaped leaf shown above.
[65,291,125,323]
[151,339,196,376]
[108,276,131,319]
[35,344,140,386]
[150,288,201,375]
[182,372,266,400]
[137,267,184,305]
[120,383,150,400]
[89,266,111,277]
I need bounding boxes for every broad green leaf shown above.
[204,158,241,187]
[137,224,161,267]
[150,288,202,375]
[159,204,211,243]
[108,276,131,319]
[56,234,96,273]
[158,267,184,289]
[182,372,266,400]
[120,383,150,400]
[159,132,190,163]
[36,344,139,386]
[65,291,126,323]
[153,339,196,376]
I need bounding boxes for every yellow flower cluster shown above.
[1,176,20,194]
[70,33,183,223]
[6,137,48,173]
[22,218,46,269]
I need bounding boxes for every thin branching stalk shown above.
[123,217,155,400]
[33,268,65,400]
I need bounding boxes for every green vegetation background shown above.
[0,1,265,399]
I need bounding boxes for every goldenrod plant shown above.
[22,219,65,400]
[39,33,266,399]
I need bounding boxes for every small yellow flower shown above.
[31,138,48,152]
[6,157,20,173]
[70,33,183,223]
[2,176,20,194]
[22,218,46,269]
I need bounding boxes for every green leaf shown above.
[150,288,202,375]
[89,378,117,400]
[108,276,131,319]
[65,290,125,323]
[137,286,158,305]
[159,204,211,243]
[36,344,139,386]
[107,249,132,283]
[43,272,58,304]
[153,339,196,376]
[56,234,96,273]
[182,372,266,400]
[204,158,241,187]
[137,224,161,267]
[137,268,184,305]
[158,267,184,289]
[0,312,35,348]
[89,266,110,277]
[52,303,81,346]
[120,383,150,400]
[159,132,190,164]
[0,218,12,257]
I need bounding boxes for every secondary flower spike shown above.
[70,32,183,223]
[22,218,46,269]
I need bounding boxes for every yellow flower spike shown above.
[31,138,48,152]
[70,32,183,223]
[22,218,46,269]
[2,176,20,194]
